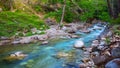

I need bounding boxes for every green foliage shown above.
[64,11,74,23]
[39,31,45,35]
[44,0,110,23]
[79,0,110,22]
[25,32,33,36]
[44,11,62,22]
[44,12,58,19]
[105,37,110,44]
[98,12,111,22]
[0,0,113,37]
[34,5,42,12]
[111,16,120,24]
[44,0,75,23]
[0,11,48,37]
[112,25,120,35]
[114,30,120,35]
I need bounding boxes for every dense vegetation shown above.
[0,0,120,37]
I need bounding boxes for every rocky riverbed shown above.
[79,25,120,68]
[0,22,120,68]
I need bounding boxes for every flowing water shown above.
[0,23,107,68]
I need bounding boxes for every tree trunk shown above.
[59,0,66,29]
[107,0,120,19]
[107,0,114,18]
[118,0,120,13]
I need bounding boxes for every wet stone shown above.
[41,41,49,45]
[91,52,99,56]
[82,58,90,63]
[79,63,87,68]
[92,47,101,52]
[92,55,112,65]
[74,40,84,48]
[111,47,120,58]
[97,45,105,50]
[91,40,99,47]
[105,58,120,68]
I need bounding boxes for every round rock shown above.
[105,58,120,68]
[74,40,84,48]
[111,47,120,58]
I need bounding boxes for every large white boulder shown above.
[74,40,84,48]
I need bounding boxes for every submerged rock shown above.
[53,52,73,59]
[3,51,27,62]
[65,62,79,68]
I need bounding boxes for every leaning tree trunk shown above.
[59,0,66,29]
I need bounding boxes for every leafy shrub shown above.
[114,30,120,35]
[111,16,120,24]
[33,5,42,12]
[78,0,110,22]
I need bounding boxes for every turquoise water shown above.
[0,23,106,68]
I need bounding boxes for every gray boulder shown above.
[105,58,120,68]
[111,47,120,58]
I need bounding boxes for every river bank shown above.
[79,24,120,68]
[0,22,93,46]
